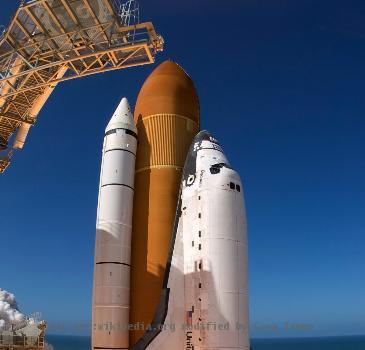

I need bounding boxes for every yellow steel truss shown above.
[0,0,163,173]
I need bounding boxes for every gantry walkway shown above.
[0,0,163,173]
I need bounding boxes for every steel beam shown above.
[0,113,34,125]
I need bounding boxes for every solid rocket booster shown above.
[132,131,250,350]
[92,98,137,350]
[130,61,200,345]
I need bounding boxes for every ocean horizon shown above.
[45,334,365,349]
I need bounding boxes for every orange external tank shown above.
[130,60,200,345]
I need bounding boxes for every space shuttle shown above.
[132,131,250,350]
[91,62,250,350]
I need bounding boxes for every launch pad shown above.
[0,0,163,173]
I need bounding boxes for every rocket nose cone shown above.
[189,130,225,158]
[117,97,132,115]
[183,130,220,184]
[194,130,218,144]
[134,60,200,124]
[106,97,137,133]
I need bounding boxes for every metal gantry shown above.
[0,0,163,173]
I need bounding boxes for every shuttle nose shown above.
[182,130,218,184]
[191,130,221,149]
[194,130,214,143]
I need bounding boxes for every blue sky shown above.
[1,0,365,338]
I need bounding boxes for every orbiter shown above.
[132,131,250,350]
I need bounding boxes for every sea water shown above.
[46,334,365,350]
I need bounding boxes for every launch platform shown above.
[0,321,46,350]
[0,0,163,173]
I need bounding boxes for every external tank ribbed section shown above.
[136,114,198,171]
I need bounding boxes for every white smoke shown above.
[0,289,26,331]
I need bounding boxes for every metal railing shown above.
[0,0,163,173]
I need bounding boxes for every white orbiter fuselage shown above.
[132,131,250,350]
